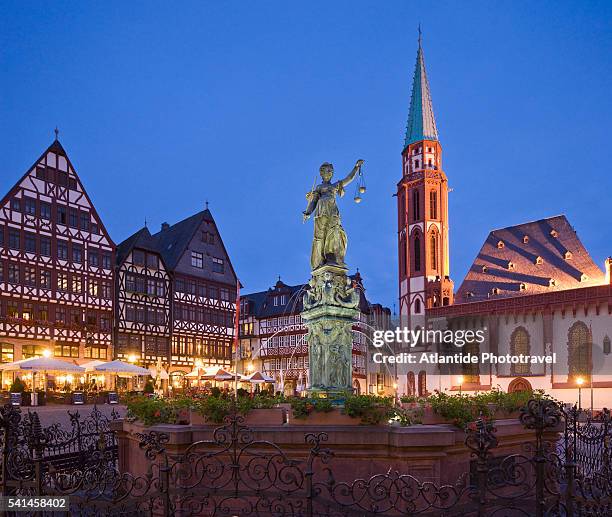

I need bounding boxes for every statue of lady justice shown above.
[302,160,364,271]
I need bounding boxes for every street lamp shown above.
[457,375,464,396]
[42,349,51,358]
[127,354,137,364]
[576,377,584,410]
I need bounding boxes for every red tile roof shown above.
[456,215,604,303]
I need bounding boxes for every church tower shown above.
[398,32,453,327]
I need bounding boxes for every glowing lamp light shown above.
[457,375,464,385]
[128,354,137,363]
[576,377,584,386]
[194,359,203,368]
[66,375,74,384]
[42,349,51,358]
[393,382,398,389]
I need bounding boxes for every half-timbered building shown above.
[149,210,238,386]
[239,274,391,395]
[0,138,115,379]
[115,227,171,368]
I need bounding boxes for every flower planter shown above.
[288,408,361,426]
[494,410,521,420]
[176,408,190,425]
[245,408,285,426]
[189,410,209,426]
[190,408,285,426]
[421,406,448,425]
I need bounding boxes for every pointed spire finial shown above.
[144,217,148,228]
[54,127,59,141]
[403,28,439,148]
[205,200,209,210]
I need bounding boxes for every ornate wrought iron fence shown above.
[0,400,610,516]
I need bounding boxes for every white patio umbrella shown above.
[0,357,85,394]
[82,360,107,371]
[246,371,274,384]
[0,357,85,373]
[148,365,169,380]
[92,359,150,376]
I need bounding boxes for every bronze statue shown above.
[303,160,364,271]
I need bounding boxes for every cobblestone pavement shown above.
[17,404,127,429]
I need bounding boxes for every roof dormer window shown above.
[548,278,556,287]
[497,240,505,249]
[523,235,529,244]
[580,273,588,282]
[507,261,515,270]
[564,251,573,260]
[519,283,526,291]
[481,265,488,273]
[550,229,558,238]
[535,256,543,265]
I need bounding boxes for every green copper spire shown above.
[404,28,438,148]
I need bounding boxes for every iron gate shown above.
[0,400,610,516]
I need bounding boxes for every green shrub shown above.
[10,377,26,393]
[126,396,185,426]
[143,379,155,394]
[390,406,424,426]
[427,392,491,429]
[290,397,334,419]
[343,395,394,425]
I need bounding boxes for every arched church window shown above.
[429,191,438,219]
[414,298,421,314]
[604,336,611,355]
[568,321,591,381]
[414,234,421,272]
[399,235,407,277]
[430,233,437,270]
[412,190,420,221]
[418,371,427,396]
[407,371,416,396]
[510,327,531,375]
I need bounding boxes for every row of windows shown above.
[117,334,169,355]
[190,251,225,273]
[0,227,110,266]
[399,232,439,275]
[131,249,160,269]
[125,273,166,297]
[264,356,309,371]
[259,315,303,329]
[0,301,111,329]
[0,261,111,297]
[174,278,233,300]
[124,304,166,325]
[173,303,234,327]
[171,336,231,359]
[9,194,100,234]
[398,190,439,225]
[0,341,105,362]
[35,164,78,190]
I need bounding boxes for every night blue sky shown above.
[1,1,610,311]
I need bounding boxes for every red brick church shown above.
[397,35,612,408]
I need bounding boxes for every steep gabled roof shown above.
[1,138,115,247]
[241,274,372,319]
[404,35,438,148]
[116,226,160,265]
[456,215,605,303]
[151,211,206,270]
[149,208,238,281]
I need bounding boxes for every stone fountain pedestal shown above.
[301,263,359,403]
